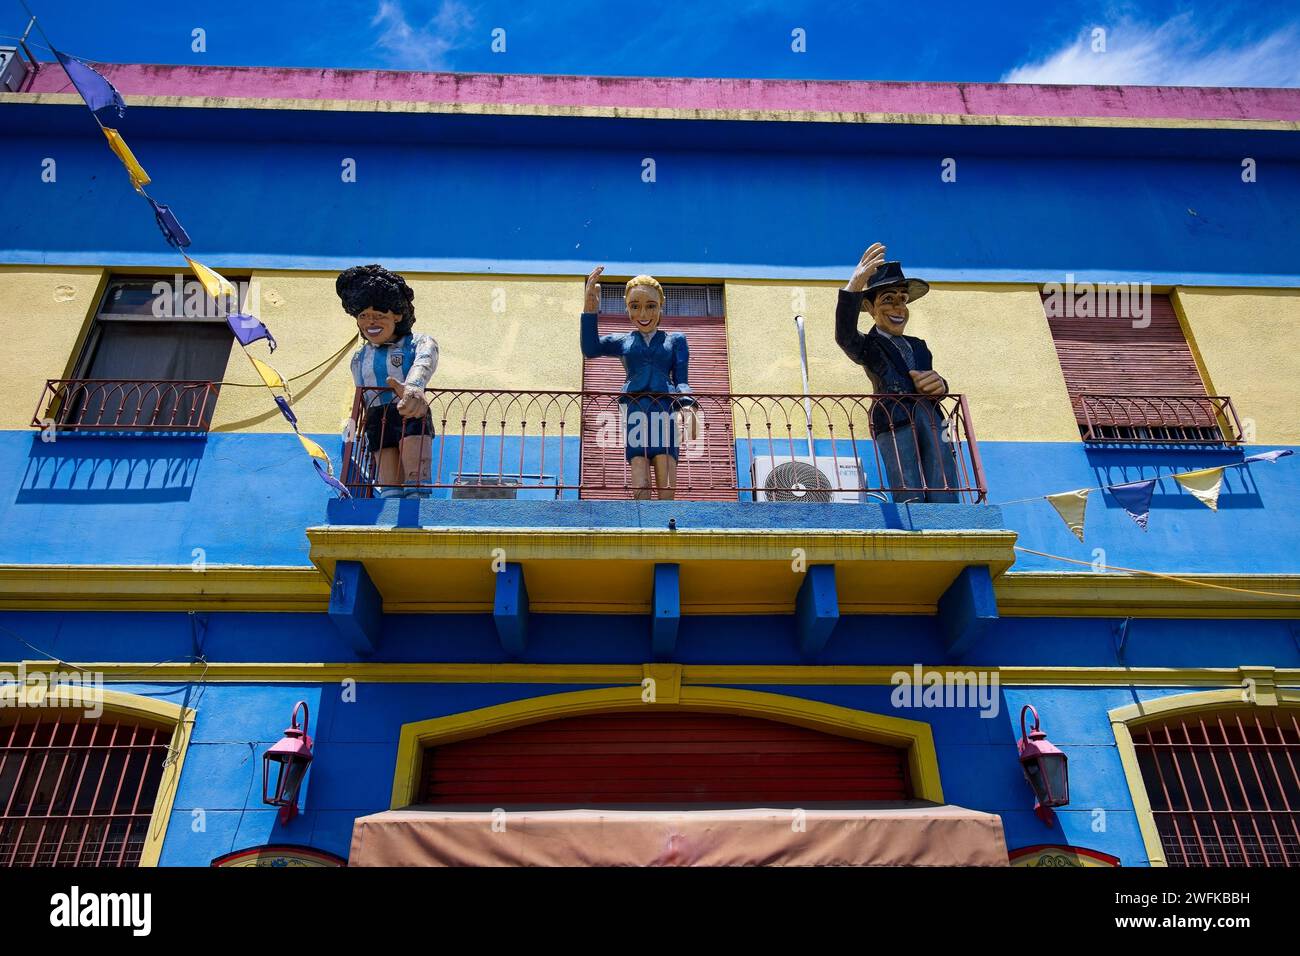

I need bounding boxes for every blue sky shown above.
[7,0,1300,85]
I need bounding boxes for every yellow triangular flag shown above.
[184,255,237,301]
[247,355,292,402]
[101,127,150,191]
[1046,489,1090,543]
[1174,467,1225,511]
[296,432,331,465]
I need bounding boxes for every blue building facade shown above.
[0,61,1297,868]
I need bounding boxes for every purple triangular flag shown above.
[274,396,298,428]
[53,50,126,123]
[146,195,191,249]
[1108,479,1156,531]
[314,460,351,498]
[1243,449,1293,464]
[227,313,277,352]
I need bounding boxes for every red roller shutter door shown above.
[1043,292,1217,433]
[420,711,910,804]
[580,311,737,501]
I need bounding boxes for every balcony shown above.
[31,379,219,433]
[339,387,988,503]
[1078,394,1242,445]
[313,388,1012,653]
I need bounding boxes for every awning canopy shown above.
[348,803,1009,867]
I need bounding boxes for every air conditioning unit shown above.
[0,48,33,94]
[751,457,867,504]
[451,475,521,500]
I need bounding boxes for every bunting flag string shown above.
[47,41,348,497]
[1173,467,1225,512]
[1045,489,1090,543]
[1108,479,1157,532]
[100,127,149,191]
[1003,449,1293,541]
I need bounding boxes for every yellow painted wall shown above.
[0,266,106,429]
[8,266,1294,447]
[1173,288,1300,444]
[209,273,585,433]
[723,280,1080,442]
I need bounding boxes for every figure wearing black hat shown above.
[835,242,959,503]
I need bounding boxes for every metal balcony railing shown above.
[31,379,220,433]
[342,387,988,503]
[1078,394,1242,445]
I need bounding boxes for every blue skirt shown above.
[623,394,680,461]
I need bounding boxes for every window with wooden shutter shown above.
[1043,290,1240,444]
[580,283,737,499]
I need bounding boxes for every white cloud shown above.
[371,0,476,71]
[1002,15,1300,87]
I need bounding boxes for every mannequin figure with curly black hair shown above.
[337,264,439,497]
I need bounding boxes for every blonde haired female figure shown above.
[580,267,693,500]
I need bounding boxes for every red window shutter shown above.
[1044,292,1219,433]
[421,711,910,804]
[580,311,737,500]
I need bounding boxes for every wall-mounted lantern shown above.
[1018,704,1069,825]
[262,700,313,823]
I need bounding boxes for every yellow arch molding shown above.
[0,684,195,868]
[1109,682,1300,868]
[390,682,943,808]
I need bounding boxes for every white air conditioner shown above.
[0,48,32,94]
[751,456,868,504]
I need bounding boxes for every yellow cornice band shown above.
[2,565,1298,616]
[3,659,1295,688]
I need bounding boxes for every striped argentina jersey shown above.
[349,332,440,405]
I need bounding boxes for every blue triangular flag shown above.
[1108,479,1157,531]
[314,460,351,498]
[274,396,298,428]
[1243,449,1293,464]
[227,313,277,352]
[53,50,126,124]
[145,195,191,250]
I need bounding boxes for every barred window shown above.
[1133,708,1299,866]
[0,711,172,867]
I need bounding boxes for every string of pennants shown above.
[1033,449,1293,542]
[51,49,350,498]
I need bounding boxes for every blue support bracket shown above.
[937,565,998,658]
[493,562,529,656]
[796,564,840,657]
[328,560,382,655]
[652,563,681,659]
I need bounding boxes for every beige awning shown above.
[349,803,1009,867]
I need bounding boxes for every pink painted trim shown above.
[22,62,1300,121]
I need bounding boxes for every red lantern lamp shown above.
[263,700,313,823]
[1018,704,1069,825]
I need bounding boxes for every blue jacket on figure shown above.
[579,312,693,401]
[581,311,693,461]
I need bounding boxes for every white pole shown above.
[793,315,815,457]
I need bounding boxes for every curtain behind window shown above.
[65,322,233,429]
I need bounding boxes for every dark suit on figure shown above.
[834,288,959,503]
